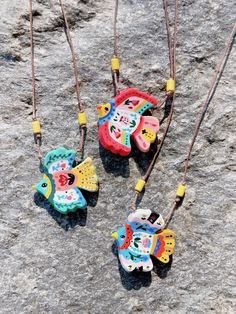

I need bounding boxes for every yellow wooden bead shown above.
[176,184,186,197]
[112,232,118,239]
[111,57,120,71]
[135,179,146,192]
[32,120,41,134]
[166,79,175,92]
[78,112,87,126]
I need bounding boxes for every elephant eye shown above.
[42,183,47,188]
[120,235,125,239]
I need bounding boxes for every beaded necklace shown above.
[109,1,235,273]
[96,0,177,157]
[30,0,99,214]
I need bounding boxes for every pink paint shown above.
[142,238,149,248]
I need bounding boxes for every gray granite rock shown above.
[0,0,235,313]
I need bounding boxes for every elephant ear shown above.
[53,187,87,214]
[44,147,76,174]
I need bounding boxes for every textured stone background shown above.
[0,0,235,313]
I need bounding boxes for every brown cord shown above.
[164,23,236,227]
[29,0,43,161]
[29,0,87,162]
[76,127,86,161]
[143,93,176,183]
[37,141,43,161]
[114,0,119,57]
[29,0,37,121]
[59,0,82,112]
[182,23,236,184]
[163,0,174,78]
[132,0,179,210]
[59,0,87,158]
[152,94,169,111]
[173,0,178,81]
[113,70,120,97]
[112,0,120,96]
[163,200,178,227]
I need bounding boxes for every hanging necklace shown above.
[30,0,98,214]
[111,2,235,273]
[96,0,177,156]
[110,0,178,272]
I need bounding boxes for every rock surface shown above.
[0,0,235,313]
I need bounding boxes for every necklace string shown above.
[163,0,175,79]
[112,0,120,96]
[29,0,43,161]
[182,23,236,185]
[113,0,119,57]
[30,0,87,162]
[59,0,86,159]
[164,23,236,226]
[131,0,179,210]
[29,0,36,121]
